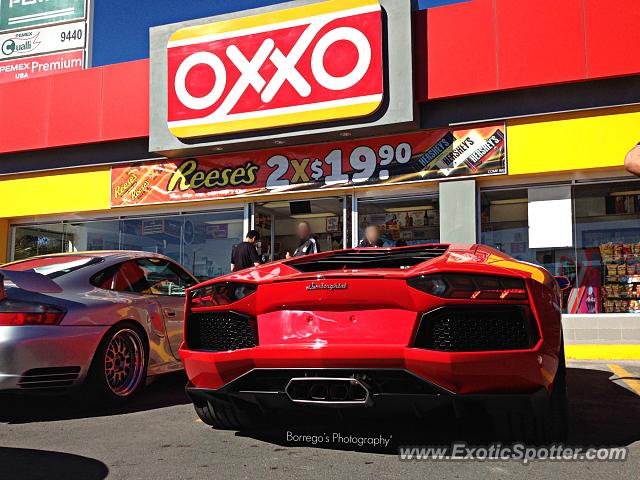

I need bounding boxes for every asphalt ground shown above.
[0,361,638,480]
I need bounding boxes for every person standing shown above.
[359,225,384,248]
[625,143,640,176]
[230,230,261,272]
[287,221,320,258]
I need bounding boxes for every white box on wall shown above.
[528,186,573,249]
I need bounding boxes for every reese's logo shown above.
[166,158,259,191]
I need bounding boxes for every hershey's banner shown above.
[111,124,506,207]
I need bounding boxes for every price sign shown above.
[265,142,414,188]
[111,124,506,207]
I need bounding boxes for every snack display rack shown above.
[600,243,640,313]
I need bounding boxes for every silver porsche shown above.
[0,251,198,403]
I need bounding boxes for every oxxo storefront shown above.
[1,0,639,357]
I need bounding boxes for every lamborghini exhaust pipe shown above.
[285,377,371,406]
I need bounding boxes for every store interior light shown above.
[290,213,337,219]
[204,219,243,225]
[260,201,291,209]
[490,198,528,205]
[609,190,640,196]
[385,206,434,212]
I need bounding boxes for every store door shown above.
[254,197,350,260]
[357,194,440,247]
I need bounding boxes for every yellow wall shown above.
[0,167,111,218]
[0,104,637,227]
[506,105,640,176]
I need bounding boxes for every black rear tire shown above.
[544,341,569,442]
[194,397,260,431]
[492,342,568,444]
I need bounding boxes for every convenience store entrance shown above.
[254,197,350,262]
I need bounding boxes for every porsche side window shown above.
[135,258,195,297]
[91,261,150,293]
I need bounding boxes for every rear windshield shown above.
[1,256,102,278]
[288,245,449,272]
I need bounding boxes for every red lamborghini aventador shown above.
[180,244,568,443]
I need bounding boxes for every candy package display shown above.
[600,242,640,313]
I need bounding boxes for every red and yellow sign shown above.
[166,0,384,138]
[111,124,506,207]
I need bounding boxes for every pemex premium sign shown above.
[150,0,416,156]
[0,0,88,83]
[0,0,86,32]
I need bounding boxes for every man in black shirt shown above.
[287,221,320,257]
[359,225,384,248]
[230,230,261,272]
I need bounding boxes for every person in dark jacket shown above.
[287,221,320,258]
[359,225,384,248]
[230,230,261,272]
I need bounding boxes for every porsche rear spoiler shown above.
[0,269,63,294]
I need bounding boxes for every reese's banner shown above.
[110,124,506,207]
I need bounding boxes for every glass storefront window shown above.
[480,188,576,313]
[255,197,349,261]
[64,220,121,252]
[481,180,640,314]
[574,180,640,314]
[480,188,576,277]
[180,211,244,280]
[13,223,66,259]
[10,210,244,281]
[357,195,440,247]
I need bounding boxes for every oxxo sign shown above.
[166,0,384,139]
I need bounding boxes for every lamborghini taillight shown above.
[189,282,257,308]
[408,274,528,301]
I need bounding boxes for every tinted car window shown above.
[135,258,196,297]
[91,260,150,293]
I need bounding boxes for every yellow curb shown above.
[608,364,640,396]
[565,344,640,361]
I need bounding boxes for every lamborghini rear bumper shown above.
[184,367,550,419]
[179,342,558,396]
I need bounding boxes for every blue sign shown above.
[93,0,471,67]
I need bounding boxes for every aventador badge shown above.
[306,282,348,291]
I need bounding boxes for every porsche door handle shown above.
[163,308,176,317]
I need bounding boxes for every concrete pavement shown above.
[0,361,638,480]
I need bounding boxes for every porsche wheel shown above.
[194,398,259,431]
[85,323,148,405]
